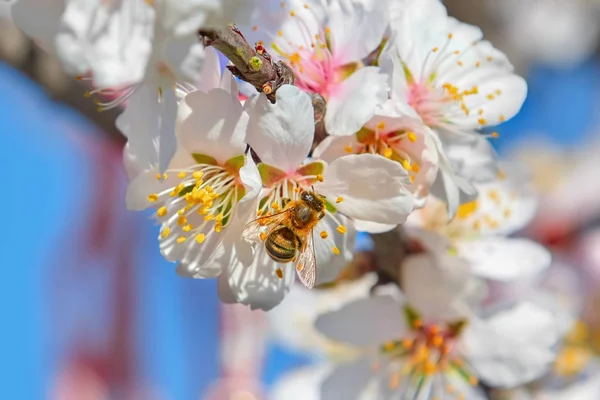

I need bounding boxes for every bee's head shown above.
[300,190,324,212]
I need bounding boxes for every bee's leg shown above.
[318,211,325,220]
[282,198,291,208]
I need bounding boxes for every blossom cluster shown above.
[10,0,573,398]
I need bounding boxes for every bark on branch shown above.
[198,25,294,103]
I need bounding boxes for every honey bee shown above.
[242,190,326,288]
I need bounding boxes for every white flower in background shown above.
[487,0,600,68]
[406,165,551,282]
[380,0,526,214]
[268,273,377,358]
[314,99,439,226]
[382,0,527,138]
[124,84,261,278]
[244,0,389,135]
[222,85,414,311]
[315,257,566,400]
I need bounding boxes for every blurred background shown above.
[3,0,600,399]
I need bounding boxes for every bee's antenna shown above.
[311,185,315,191]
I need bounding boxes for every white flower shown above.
[406,164,551,282]
[314,99,440,224]
[315,259,566,399]
[244,0,389,135]
[382,0,527,137]
[124,85,261,278]
[223,85,414,311]
[268,273,377,358]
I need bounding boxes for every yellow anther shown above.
[271,201,280,210]
[407,131,417,142]
[204,214,215,221]
[177,171,186,178]
[457,201,478,219]
[410,176,415,183]
[430,325,440,335]
[304,3,309,8]
[193,171,203,180]
[148,194,159,202]
[336,197,344,203]
[344,145,353,153]
[491,132,499,138]
[499,114,506,122]
[478,118,486,125]
[320,231,328,239]
[453,50,460,55]
[160,227,171,238]
[84,91,92,98]
[411,162,420,173]
[432,335,444,347]
[475,61,481,67]
[469,376,478,386]
[195,233,205,243]
[412,319,423,329]
[182,224,193,232]
[432,47,439,52]
[495,89,502,95]
[276,268,283,279]
[424,360,436,375]
[376,121,386,131]
[215,214,224,223]
[336,225,347,234]
[487,94,495,100]
[214,224,222,233]
[384,341,395,351]
[383,148,393,158]
[488,190,500,202]
[473,220,481,230]
[402,160,412,171]
[448,33,453,39]
[277,30,283,36]
[157,206,168,217]
[259,232,267,241]
[487,56,493,61]
[156,173,162,180]
[162,173,168,180]
[177,215,187,226]
[176,236,186,244]
[332,246,340,255]
[170,183,184,197]
[316,174,324,182]
[478,109,484,116]
[402,338,413,348]
[504,209,512,218]
[290,10,295,16]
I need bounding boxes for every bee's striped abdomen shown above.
[265,227,300,263]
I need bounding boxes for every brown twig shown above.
[198,25,294,103]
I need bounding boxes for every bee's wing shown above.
[295,230,317,289]
[242,210,292,243]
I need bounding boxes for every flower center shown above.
[256,3,355,98]
[344,123,419,183]
[377,313,477,397]
[148,157,246,244]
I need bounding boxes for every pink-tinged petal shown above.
[325,67,388,136]
[402,254,485,322]
[157,86,178,173]
[457,238,551,282]
[315,154,414,227]
[246,85,314,172]
[315,296,408,347]
[178,88,247,163]
[227,248,296,311]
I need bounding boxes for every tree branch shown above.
[198,25,294,103]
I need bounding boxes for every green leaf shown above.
[258,163,286,186]
[192,153,218,165]
[296,161,324,177]
[403,304,422,327]
[224,154,245,174]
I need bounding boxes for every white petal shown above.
[246,85,314,172]
[315,154,414,227]
[312,135,360,163]
[271,365,333,400]
[402,253,485,322]
[325,67,388,136]
[458,238,551,282]
[194,45,222,93]
[163,34,206,82]
[313,213,356,285]
[11,0,64,51]
[352,220,397,234]
[178,88,247,163]
[227,248,296,311]
[463,302,563,388]
[157,86,178,173]
[321,359,375,400]
[315,295,408,347]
